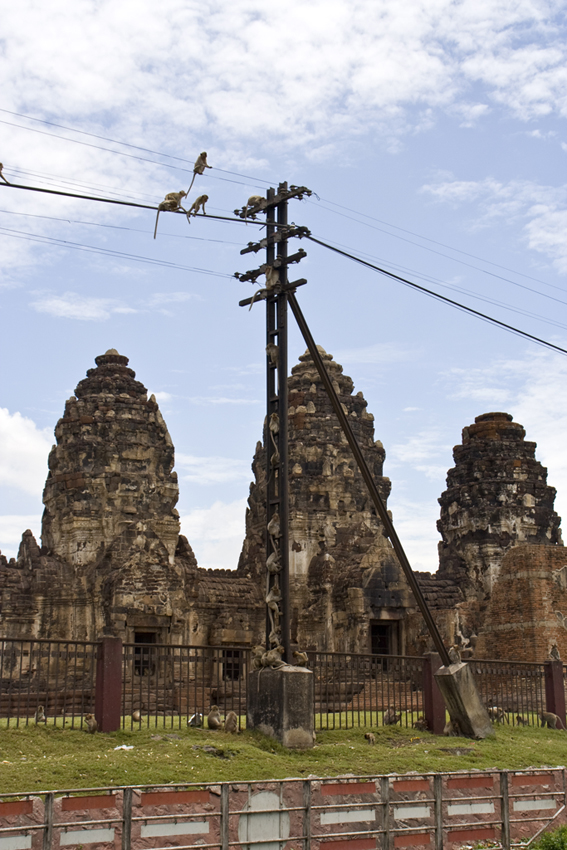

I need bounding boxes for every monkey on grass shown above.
[383,705,401,726]
[364,732,375,745]
[84,713,98,733]
[34,705,46,724]
[224,711,238,734]
[207,706,222,730]
[540,710,565,730]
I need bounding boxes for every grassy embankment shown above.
[0,718,566,793]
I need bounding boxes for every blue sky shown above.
[1,0,567,570]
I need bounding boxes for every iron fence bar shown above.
[501,771,510,850]
[303,779,311,850]
[42,792,53,850]
[122,786,132,850]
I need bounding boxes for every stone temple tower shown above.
[42,349,180,567]
[437,412,562,602]
[238,347,414,654]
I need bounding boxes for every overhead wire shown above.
[305,235,567,356]
[1,178,566,353]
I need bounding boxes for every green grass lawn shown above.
[0,721,566,793]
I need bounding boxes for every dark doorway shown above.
[134,632,156,676]
[371,623,392,656]
[223,649,241,681]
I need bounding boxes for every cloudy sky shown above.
[1,0,567,571]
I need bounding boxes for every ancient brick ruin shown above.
[0,351,566,663]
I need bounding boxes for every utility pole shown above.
[235,184,311,662]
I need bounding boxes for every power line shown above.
[306,234,567,356]
[316,196,564,296]
[0,226,233,278]
[312,198,567,306]
[0,107,275,185]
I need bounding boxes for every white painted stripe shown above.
[514,799,556,812]
[141,821,210,838]
[448,802,495,816]
[60,828,115,845]
[393,805,431,820]
[0,836,32,850]
[321,809,375,825]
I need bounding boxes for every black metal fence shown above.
[0,638,98,727]
[0,637,560,731]
[122,643,250,730]
[308,651,426,729]
[469,659,546,727]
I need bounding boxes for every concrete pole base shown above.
[435,661,494,739]
[247,666,314,748]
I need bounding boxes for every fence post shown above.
[42,793,53,850]
[380,776,390,850]
[122,787,132,850]
[500,771,510,850]
[433,774,443,850]
[221,784,229,850]
[95,636,122,732]
[423,653,446,735]
[545,660,566,729]
[303,780,311,850]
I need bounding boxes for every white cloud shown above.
[180,498,247,570]
[0,515,42,560]
[0,408,51,495]
[388,498,441,573]
[152,391,173,403]
[148,292,198,306]
[389,429,449,465]
[177,454,251,485]
[30,291,136,321]
[422,177,567,272]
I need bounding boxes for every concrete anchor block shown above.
[435,661,494,739]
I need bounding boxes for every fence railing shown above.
[0,638,98,728]
[0,637,565,733]
[468,658,547,727]
[308,651,426,729]
[0,769,565,850]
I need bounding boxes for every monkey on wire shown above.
[154,190,188,239]
[242,195,264,224]
[188,194,209,217]
[187,152,212,194]
[0,164,9,184]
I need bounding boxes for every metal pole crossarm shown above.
[240,226,311,254]
[233,185,313,220]
[238,279,307,308]
[234,250,307,283]
[286,290,452,667]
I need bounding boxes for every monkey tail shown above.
[187,173,197,195]
[153,210,160,239]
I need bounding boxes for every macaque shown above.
[0,164,9,185]
[188,152,212,194]
[265,265,279,289]
[207,706,222,730]
[85,713,98,733]
[487,706,508,724]
[270,449,280,468]
[154,190,188,238]
[383,705,401,726]
[269,412,279,435]
[266,343,278,367]
[515,715,528,726]
[413,717,428,731]
[262,645,286,669]
[364,732,375,745]
[224,711,238,734]
[188,194,208,216]
[132,710,142,723]
[549,644,561,661]
[188,712,203,727]
[266,580,282,631]
[34,705,46,724]
[266,552,281,574]
[293,650,309,667]
[448,645,461,664]
[444,719,461,737]
[540,710,565,730]
[243,195,264,223]
[251,645,265,671]
[267,512,281,538]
